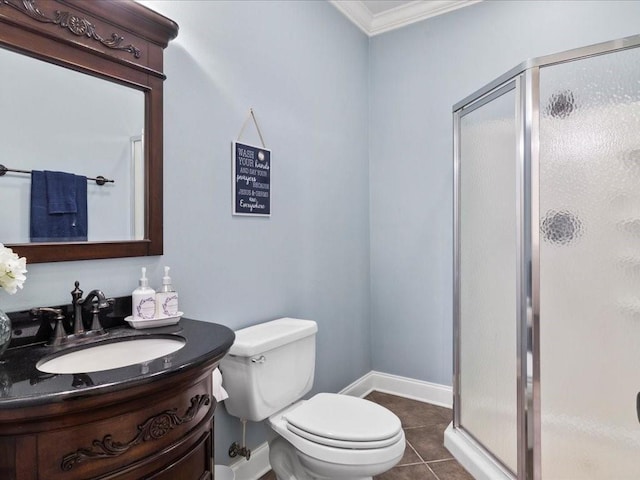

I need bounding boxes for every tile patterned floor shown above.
[258,391,473,480]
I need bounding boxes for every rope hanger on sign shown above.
[236,108,267,148]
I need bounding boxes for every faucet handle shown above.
[86,295,112,335]
[30,308,67,346]
[88,300,103,332]
[50,315,67,346]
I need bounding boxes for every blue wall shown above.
[369,0,640,386]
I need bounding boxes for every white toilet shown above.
[220,318,405,480]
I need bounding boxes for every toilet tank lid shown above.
[229,318,318,357]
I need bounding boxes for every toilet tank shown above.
[220,318,318,422]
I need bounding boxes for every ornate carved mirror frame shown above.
[0,0,178,263]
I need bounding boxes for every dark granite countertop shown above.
[0,318,235,408]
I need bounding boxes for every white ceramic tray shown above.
[125,312,183,329]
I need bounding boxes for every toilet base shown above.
[268,437,373,480]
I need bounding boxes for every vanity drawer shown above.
[36,380,213,480]
[145,431,212,480]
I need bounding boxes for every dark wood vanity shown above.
[0,318,234,480]
[0,0,178,263]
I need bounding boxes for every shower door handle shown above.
[637,392,640,423]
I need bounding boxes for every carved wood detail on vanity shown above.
[61,394,211,471]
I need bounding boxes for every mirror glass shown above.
[0,47,145,244]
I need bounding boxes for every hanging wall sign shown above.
[232,141,271,216]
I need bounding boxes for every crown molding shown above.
[330,0,373,36]
[330,0,482,36]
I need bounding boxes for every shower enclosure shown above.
[446,35,640,479]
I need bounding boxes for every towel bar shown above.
[0,164,114,185]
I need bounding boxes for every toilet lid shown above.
[283,393,402,444]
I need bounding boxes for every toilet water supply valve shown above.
[229,442,251,461]
[229,419,251,460]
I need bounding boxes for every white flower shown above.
[0,244,27,295]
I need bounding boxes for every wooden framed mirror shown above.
[0,0,178,263]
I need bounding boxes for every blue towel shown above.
[45,170,77,214]
[30,170,88,242]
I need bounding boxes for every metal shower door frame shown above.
[453,76,524,480]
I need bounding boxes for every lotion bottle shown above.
[156,266,179,318]
[132,267,156,320]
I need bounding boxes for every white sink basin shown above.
[37,337,186,374]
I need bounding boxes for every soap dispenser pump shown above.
[132,267,156,320]
[156,266,179,317]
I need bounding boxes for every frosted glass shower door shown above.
[458,86,518,474]
[539,47,640,479]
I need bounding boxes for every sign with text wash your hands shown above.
[232,141,271,216]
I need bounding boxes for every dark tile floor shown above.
[258,391,473,480]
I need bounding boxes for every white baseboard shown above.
[230,371,452,480]
[340,370,453,408]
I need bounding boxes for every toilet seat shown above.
[283,393,402,448]
[268,393,406,467]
